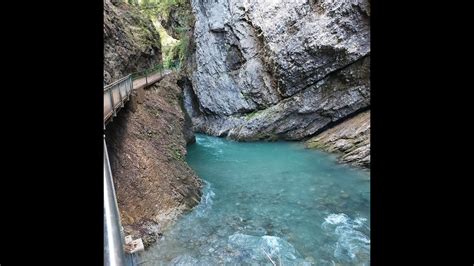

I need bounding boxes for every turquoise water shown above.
[140,134,370,265]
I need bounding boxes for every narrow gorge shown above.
[104,0,370,264]
[183,0,370,167]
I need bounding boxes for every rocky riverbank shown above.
[105,73,202,247]
[104,0,202,247]
[306,110,370,168]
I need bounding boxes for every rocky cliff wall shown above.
[104,0,162,84]
[182,0,370,166]
[185,0,370,141]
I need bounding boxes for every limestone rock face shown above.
[104,0,162,84]
[186,0,370,141]
[227,57,370,141]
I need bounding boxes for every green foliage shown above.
[134,0,191,69]
[137,0,186,20]
[171,22,192,68]
[127,0,139,6]
[156,21,180,69]
[163,47,180,69]
[176,33,189,63]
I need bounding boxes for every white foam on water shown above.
[262,235,284,257]
[193,181,215,217]
[334,225,370,259]
[353,217,368,229]
[322,213,370,263]
[323,213,350,225]
[196,135,225,149]
[228,233,301,262]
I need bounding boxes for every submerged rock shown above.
[227,233,309,264]
[169,254,199,265]
[322,213,370,265]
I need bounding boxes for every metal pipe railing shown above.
[130,63,166,81]
[103,64,174,266]
[104,64,169,123]
[104,75,133,123]
[105,74,132,91]
[104,136,126,266]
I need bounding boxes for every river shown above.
[140,134,370,265]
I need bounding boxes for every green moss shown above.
[306,140,323,149]
[250,132,279,142]
[267,133,279,142]
[170,146,184,161]
[244,110,263,121]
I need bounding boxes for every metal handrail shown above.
[105,74,132,91]
[104,137,126,266]
[104,75,133,123]
[103,63,176,265]
[131,63,166,80]
[103,63,174,266]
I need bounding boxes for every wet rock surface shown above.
[306,110,370,168]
